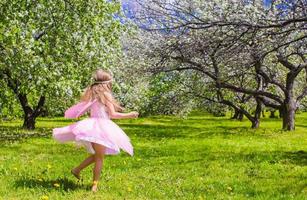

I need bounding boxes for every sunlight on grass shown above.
[0,112,306,199]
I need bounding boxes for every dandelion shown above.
[198,196,204,200]
[53,183,60,188]
[40,195,49,200]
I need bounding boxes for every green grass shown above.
[0,112,306,200]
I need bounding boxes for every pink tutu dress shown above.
[52,99,133,156]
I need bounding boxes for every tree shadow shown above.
[122,123,271,140]
[281,150,307,166]
[121,123,203,139]
[223,150,306,166]
[0,126,50,143]
[296,124,307,128]
[233,150,307,166]
[161,150,307,167]
[14,176,87,191]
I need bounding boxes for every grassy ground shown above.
[0,112,306,200]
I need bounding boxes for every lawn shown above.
[0,112,306,200]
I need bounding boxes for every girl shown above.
[52,69,138,192]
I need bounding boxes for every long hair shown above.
[80,69,123,111]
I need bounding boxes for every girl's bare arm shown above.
[104,92,138,119]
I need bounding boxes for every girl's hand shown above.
[130,111,139,118]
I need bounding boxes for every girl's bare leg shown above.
[72,155,95,179]
[91,142,106,192]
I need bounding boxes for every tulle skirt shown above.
[52,118,133,156]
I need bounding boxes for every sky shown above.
[119,0,296,28]
[121,0,275,18]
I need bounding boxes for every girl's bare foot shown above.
[71,168,80,180]
[91,181,98,192]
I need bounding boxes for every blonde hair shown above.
[81,69,123,111]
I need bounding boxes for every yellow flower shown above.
[13,167,18,171]
[47,164,52,169]
[53,183,60,188]
[127,186,132,192]
[41,195,49,200]
[198,196,205,200]
[136,158,141,161]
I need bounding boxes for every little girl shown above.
[52,69,138,192]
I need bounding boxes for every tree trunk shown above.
[251,98,262,129]
[282,100,296,130]
[3,71,45,130]
[219,97,260,128]
[282,81,296,130]
[238,112,244,121]
[251,119,260,128]
[23,113,36,130]
[269,110,276,118]
[279,107,284,118]
[277,55,304,130]
[232,108,244,120]
[18,94,45,130]
[262,110,265,118]
[231,108,239,119]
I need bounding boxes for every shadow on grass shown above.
[14,176,87,191]
[237,150,307,166]
[296,124,307,128]
[122,124,204,139]
[194,150,307,166]
[136,147,307,167]
[281,150,307,166]
[122,123,279,140]
[0,126,50,143]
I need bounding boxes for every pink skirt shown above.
[52,118,133,156]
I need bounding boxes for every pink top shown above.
[90,101,110,119]
[64,99,109,119]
